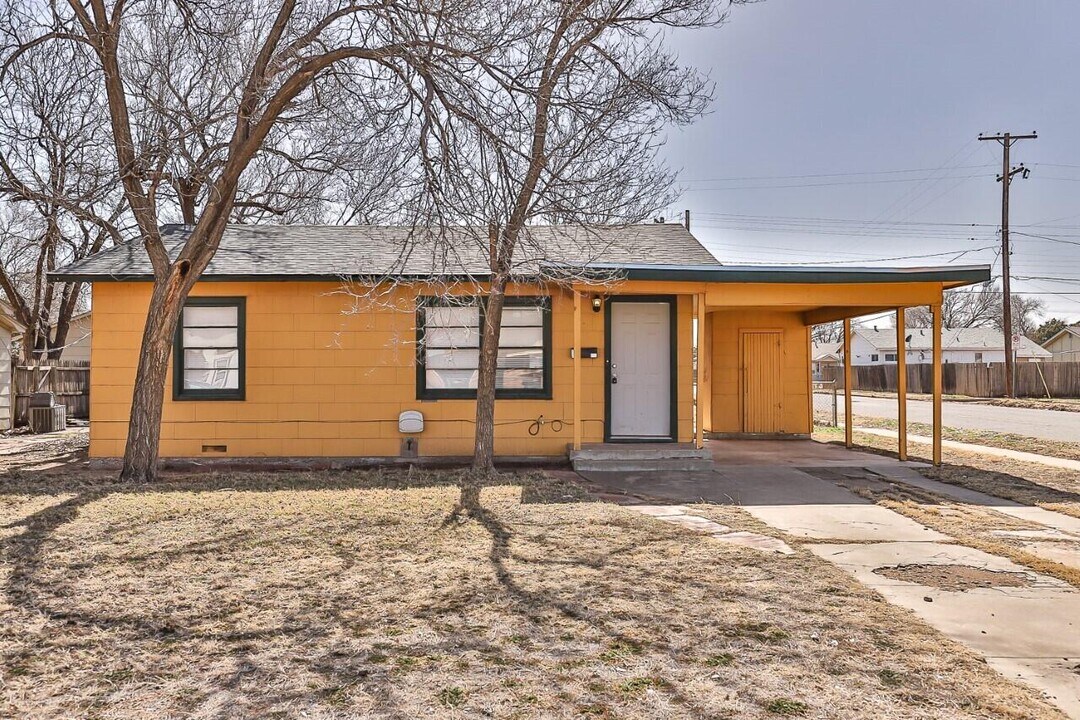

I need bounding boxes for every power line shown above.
[691,211,999,227]
[703,245,997,266]
[682,174,989,191]
[1015,275,1080,283]
[681,164,996,182]
[978,130,1037,398]
[1023,281,1080,307]
[692,223,993,241]
[1013,231,1080,248]
[858,140,983,232]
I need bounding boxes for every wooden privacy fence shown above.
[14,361,90,426]
[822,361,1080,399]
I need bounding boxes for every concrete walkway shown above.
[809,541,1080,717]
[581,440,1080,716]
[630,505,794,554]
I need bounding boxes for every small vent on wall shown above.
[202,444,228,454]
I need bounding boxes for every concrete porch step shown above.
[568,443,714,473]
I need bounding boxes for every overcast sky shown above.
[662,0,1079,322]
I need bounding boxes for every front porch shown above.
[566,264,990,466]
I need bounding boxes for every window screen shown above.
[174,298,245,400]
[418,298,550,399]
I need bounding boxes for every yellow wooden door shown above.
[742,330,783,433]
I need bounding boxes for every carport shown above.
[697,264,992,465]
[568,263,991,466]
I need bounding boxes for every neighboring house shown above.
[850,327,1051,365]
[12,309,92,364]
[51,223,989,461]
[0,301,25,431]
[1041,325,1080,362]
[811,342,842,377]
[58,311,92,363]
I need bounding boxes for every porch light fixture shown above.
[591,296,602,313]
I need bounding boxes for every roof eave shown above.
[51,262,993,287]
[47,271,508,284]
[569,263,992,285]
[1041,326,1080,348]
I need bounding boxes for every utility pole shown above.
[978,131,1036,397]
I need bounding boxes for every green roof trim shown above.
[49,262,992,286]
[572,263,991,286]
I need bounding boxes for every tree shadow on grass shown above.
[455,497,735,720]
[0,463,573,498]
[0,462,739,718]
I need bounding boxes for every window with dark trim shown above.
[174,297,246,400]
[416,297,552,400]
[885,353,897,362]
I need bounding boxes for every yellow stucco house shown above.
[52,223,988,465]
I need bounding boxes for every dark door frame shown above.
[604,295,678,443]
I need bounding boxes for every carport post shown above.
[843,318,853,448]
[573,291,582,451]
[932,303,943,465]
[896,307,908,461]
[694,293,705,449]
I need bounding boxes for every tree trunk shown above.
[46,316,72,362]
[471,274,508,483]
[119,269,190,482]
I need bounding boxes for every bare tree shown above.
[811,322,843,344]
[907,282,1045,337]
[997,293,1044,338]
[3,0,492,480]
[0,37,125,361]
[389,0,736,491]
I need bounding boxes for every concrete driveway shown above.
[580,439,1080,717]
[839,393,1079,442]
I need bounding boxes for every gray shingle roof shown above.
[856,327,1052,358]
[811,342,842,361]
[50,223,720,281]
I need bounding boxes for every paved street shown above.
[835,394,1080,443]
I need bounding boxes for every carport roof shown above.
[573,262,991,287]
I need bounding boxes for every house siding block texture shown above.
[710,310,810,434]
[90,281,695,459]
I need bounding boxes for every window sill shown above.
[173,392,246,402]
[417,392,553,401]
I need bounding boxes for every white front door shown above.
[609,300,672,439]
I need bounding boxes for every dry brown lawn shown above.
[849,415,1080,464]
[0,435,1065,719]
[817,423,1080,519]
